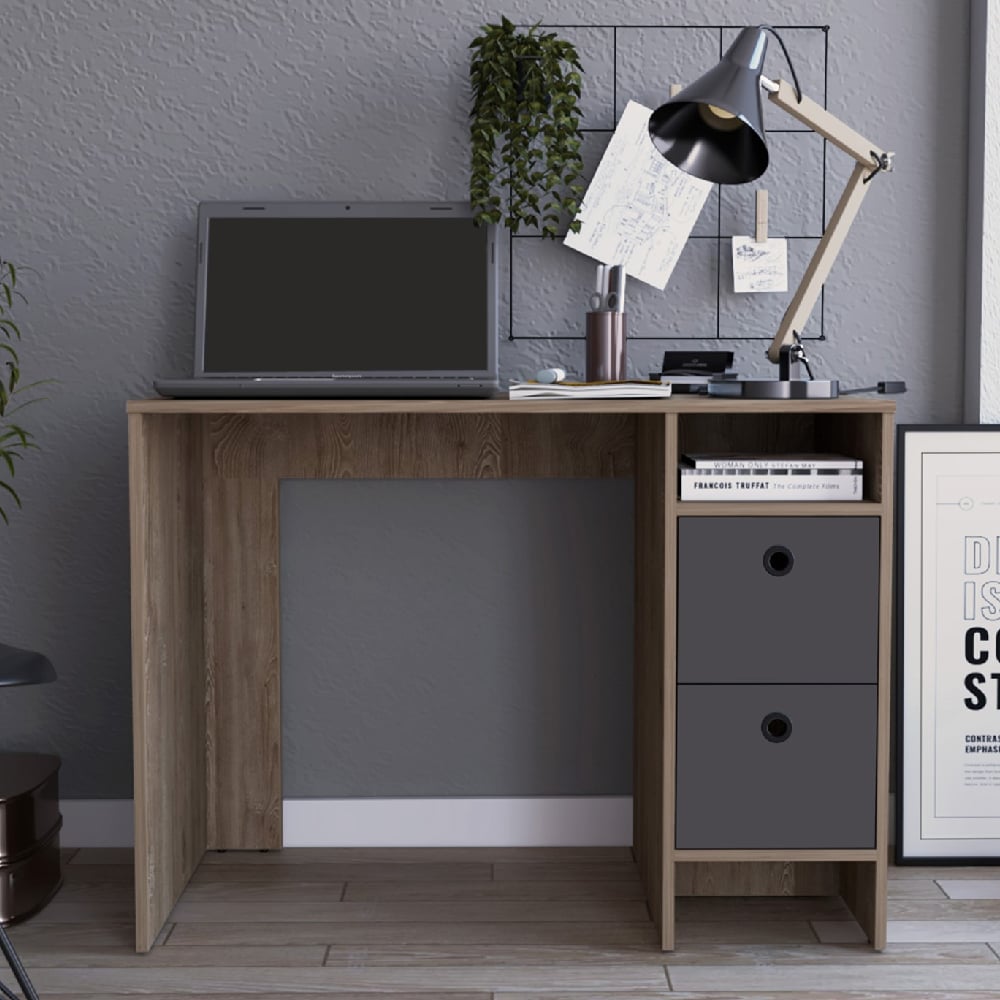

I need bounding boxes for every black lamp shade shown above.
[649,26,770,185]
[0,643,56,687]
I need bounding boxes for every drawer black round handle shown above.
[763,544,794,576]
[762,711,793,743]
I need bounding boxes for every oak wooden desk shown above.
[128,397,894,953]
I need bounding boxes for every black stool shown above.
[0,642,59,1000]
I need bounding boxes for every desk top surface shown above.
[128,397,896,416]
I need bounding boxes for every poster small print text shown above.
[922,452,1000,840]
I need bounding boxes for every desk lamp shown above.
[648,25,893,398]
[0,642,56,1000]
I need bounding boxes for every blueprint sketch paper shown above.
[732,236,789,293]
[564,100,713,289]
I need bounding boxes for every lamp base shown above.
[708,378,839,399]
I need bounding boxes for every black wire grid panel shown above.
[506,24,830,342]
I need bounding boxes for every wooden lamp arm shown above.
[761,77,893,364]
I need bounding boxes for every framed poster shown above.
[897,425,1000,862]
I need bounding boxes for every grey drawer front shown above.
[677,517,879,684]
[675,684,877,850]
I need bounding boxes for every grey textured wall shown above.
[0,1,969,798]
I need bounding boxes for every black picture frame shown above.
[896,424,1000,864]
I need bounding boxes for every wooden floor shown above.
[7,847,1000,998]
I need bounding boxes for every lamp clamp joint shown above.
[864,151,894,183]
[777,335,815,382]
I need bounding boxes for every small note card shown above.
[732,236,788,293]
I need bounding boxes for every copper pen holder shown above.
[585,311,626,382]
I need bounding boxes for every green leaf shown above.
[4,423,32,447]
[0,479,22,509]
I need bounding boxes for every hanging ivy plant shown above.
[469,18,584,237]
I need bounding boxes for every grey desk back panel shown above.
[677,516,880,685]
[280,479,634,797]
[676,684,877,850]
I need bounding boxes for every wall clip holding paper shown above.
[755,190,769,243]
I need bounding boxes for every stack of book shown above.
[508,380,673,399]
[679,452,863,501]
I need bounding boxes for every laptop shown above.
[155,201,500,398]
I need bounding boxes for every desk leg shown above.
[634,414,675,950]
[129,413,207,952]
[204,476,283,849]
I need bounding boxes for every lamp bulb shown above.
[698,103,743,132]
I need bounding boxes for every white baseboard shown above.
[57,795,898,850]
[282,797,633,847]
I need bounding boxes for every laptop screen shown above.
[195,203,497,377]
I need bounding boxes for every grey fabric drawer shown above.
[675,683,877,850]
[677,517,879,684]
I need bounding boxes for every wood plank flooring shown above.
[5,847,1000,997]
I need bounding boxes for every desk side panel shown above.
[129,412,206,952]
[840,410,894,949]
[204,476,282,849]
[634,413,672,949]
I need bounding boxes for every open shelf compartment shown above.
[676,409,890,504]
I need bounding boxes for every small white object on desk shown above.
[535,367,567,384]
